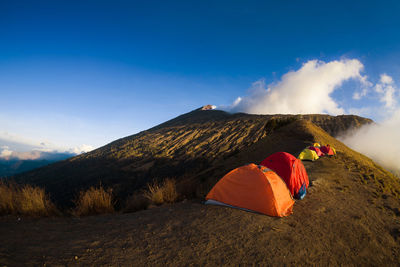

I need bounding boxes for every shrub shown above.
[144,182,164,205]
[18,185,58,216]
[73,185,115,216]
[0,181,58,217]
[144,178,178,205]
[162,178,179,203]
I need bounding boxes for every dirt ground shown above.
[1,156,400,266]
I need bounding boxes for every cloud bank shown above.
[0,146,77,161]
[0,147,43,160]
[375,73,397,109]
[339,109,400,174]
[0,143,93,161]
[68,144,94,155]
[0,129,94,160]
[343,71,400,173]
[229,59,368,115]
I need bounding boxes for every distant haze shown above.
[0,151,74,177]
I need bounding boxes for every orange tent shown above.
[205,164,294,217]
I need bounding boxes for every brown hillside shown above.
[13,109,372,206]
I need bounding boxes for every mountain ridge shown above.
[13,109,374,206]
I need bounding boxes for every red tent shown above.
[320,145,334,156]
[308,146,323,156]
[260,152,309,199]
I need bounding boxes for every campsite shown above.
[1,110,400,266]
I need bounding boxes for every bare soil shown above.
[1,155,399,266]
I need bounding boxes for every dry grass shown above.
[162,179,179,203]
[18,185,57,216]
[0,181,58,216]
[144,178,178,205]
[73,185,115,216]
[125,178,179,212]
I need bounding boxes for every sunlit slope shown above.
[190,119,400,199]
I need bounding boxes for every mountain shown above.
[0,159,55,177]
[3,108,400,265]
[0,152,74,177]
[14,108,374,206]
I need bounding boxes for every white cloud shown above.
[381,85,396,108]
[0,144,92,160]
[0,147,41,160]
[0,146,13,158]
[353,88,368,100]
[353,75,373,100]
[380,73,394,84]
[69,144,94,154]
[375,74,397,109]
[229,59,367,115]
[340,108,400,173]
[0,128,94,157]
[232,97,242,107]
[0,132,94,160]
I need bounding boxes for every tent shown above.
[313,143,321,147]
[205,164,294,217]
[308,146,323,156]
[298,148,319,161]
[320,145,335,156]
[260,152,309,199]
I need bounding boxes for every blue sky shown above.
[1,0,400,154]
